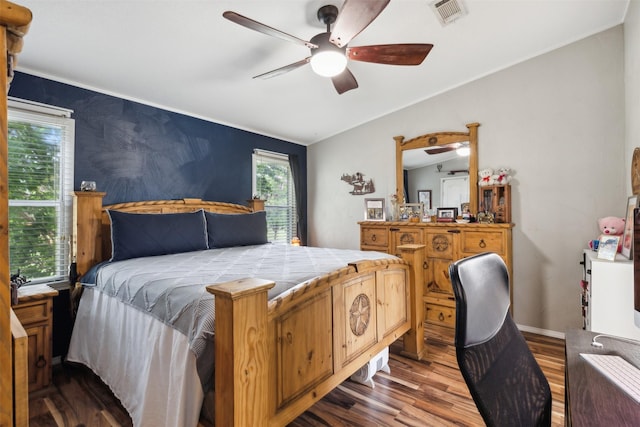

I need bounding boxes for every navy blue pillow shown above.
[205,211,268,248]
[108,210,208,261]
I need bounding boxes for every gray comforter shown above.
[82,243,395,390]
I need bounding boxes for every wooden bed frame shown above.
[72,192,426,426]
[2,2,32,425]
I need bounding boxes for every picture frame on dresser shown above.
[398,203,423,222]
[364,198,386,221]
[597,235,620,261]
[621,195,638,259]
[436,207,458,222]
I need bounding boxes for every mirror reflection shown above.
[403,143,470,213]
[395,123,479,216]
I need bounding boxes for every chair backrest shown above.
[449,252,551,427]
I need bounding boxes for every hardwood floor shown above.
[29,325,565,426]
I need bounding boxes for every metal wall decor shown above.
[341,172,375,195]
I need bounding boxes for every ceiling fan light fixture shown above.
[309,31,348,78]
[310,50,347,77]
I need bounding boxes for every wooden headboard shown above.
[72,192,264,280]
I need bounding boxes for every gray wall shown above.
[625,2,640,194]
[308,25,626,335]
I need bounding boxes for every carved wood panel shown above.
[276,291,333,408]
[334,274,377,368]
[375,269,408,338]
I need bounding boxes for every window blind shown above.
[252,149,297,244]
[8,99,75,284]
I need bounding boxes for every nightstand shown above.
[12,284,59,392]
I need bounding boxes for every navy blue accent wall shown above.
[8,72,307,237]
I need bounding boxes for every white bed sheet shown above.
[67,287,204,427]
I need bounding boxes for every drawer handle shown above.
[36,355,47,369]
[447,229,461,234]
[438,312,445,322]
[423,261,428,270]
[371,235,377,242]
[479,239,486,248]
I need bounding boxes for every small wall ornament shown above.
[478,167,513,186]
[10,269,29,305]
[341,172,375,195]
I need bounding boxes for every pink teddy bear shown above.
[589,216,625,252]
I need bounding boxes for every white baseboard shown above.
[517,323,565,340]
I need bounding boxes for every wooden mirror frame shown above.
[394,122,480,215]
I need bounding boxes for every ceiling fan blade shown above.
[331,68,359,94]
[223,11,318,49]
[253,58,310,80]
[329,0,390,48]
[425,147,456,155]
[347,44,433,65]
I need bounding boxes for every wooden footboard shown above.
[73,193,426,426]
[208,247,425,427]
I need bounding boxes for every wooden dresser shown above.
[12,284,58,392]
[360,221,513,328]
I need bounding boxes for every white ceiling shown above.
[15,0,629,146]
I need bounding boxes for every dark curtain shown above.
[403,169,409,203]
[288,154,306,245]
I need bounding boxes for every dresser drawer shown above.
[461,231,505,255]
[361,226,389,248]
[390,228,423,256]
[13,300,49,325]
[425,232,454,258]
[425,302,455,327]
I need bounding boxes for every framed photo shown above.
[417,190,432,211]
[597,234,620,261]
[437,207,458,222]
[621,195,638,259]
[399,203,424,222]
[364,198,386,221]
[461,202,470,216]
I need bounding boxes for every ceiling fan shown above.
[424,142,470,156]
[223,0,433,94]
[425,146,456,155]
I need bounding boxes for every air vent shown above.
[430,0,467,26]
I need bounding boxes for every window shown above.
[8,98,74,285]
[252,149,297,243]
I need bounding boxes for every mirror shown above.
[395,123,479,215]
[404,148,469,211]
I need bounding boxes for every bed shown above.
[67,192,426,427]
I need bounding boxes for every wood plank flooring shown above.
[29,325,565,426]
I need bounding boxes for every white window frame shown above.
[252,149,297,244]
[8,97,75,285]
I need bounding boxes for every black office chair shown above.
[449,252,552,427]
